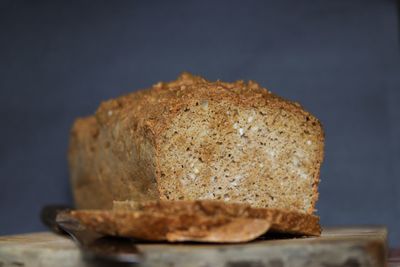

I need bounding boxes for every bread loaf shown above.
[69,73,324,214]
[69,200,321,242]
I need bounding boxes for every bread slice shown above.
[69,73,324,214]
[69,200,321,243]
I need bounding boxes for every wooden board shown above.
[0,227,387,267]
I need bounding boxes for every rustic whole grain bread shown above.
[69,73,324,214]
[69,200,321,242]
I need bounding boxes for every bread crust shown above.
[69,200,321,243]
[69,73,324,213]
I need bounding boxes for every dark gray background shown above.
[1,0,399,245]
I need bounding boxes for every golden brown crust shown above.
[70,200,320,243]
[94,73,322,143]
[68,116,114,209]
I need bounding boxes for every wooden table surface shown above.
[0,226,389,267]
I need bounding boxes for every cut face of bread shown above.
[158,99,323,213]
[69,200,320,243]
[69,73,324,214]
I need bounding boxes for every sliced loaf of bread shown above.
[69,73,324,214]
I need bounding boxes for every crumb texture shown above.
[69,73,324,213]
